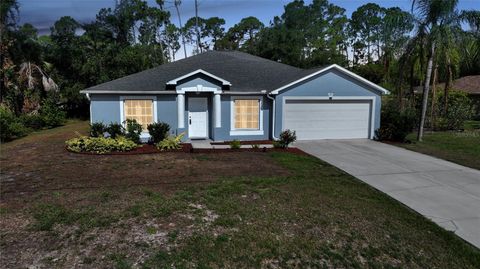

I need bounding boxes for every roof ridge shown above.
[213,50,304,71]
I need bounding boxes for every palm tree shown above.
[412,0,459,141]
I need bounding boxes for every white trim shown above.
[188,97,209,139]
[89,101,92,124]
[81,90,176,94]
[270,64,390,95]
[177,85,222,94]
[167,69,231,86]
[214,93,221,128]
[119,95,158,137]
[222,91,267,95]
[229,96,264,136]
[230,130,264,136]
[266,94,278,140]
[281,96,376,139]
[177,94,185,128]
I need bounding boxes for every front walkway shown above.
[296,139,480,248]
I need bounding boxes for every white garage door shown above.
[284,99,371,140]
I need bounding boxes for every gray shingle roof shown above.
[82,50,319,93]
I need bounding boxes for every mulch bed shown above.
[65,143,311,157]
[66,143,193,155]
[191,147,312,157]
[210,140,273,145]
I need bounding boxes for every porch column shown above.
[214,93,221,128]
[177,93,185,128]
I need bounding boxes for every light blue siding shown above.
[212,95,270,141]
[274,69,382,138]
[90,95,120,124]
[90,94,178,137]
[157,95,178,136]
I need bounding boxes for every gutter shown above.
[266,93,278,140]
[79,90,177,94]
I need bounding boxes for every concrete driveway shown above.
[296,139,480,248]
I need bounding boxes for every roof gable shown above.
[270,64,390,95]
[166,69,231,86]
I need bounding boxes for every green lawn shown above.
[397,121,480,170]
[1,122,479,268]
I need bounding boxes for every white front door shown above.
[188,97,208,138]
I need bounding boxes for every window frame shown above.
[120,96,158,136]
[230,96,264,136]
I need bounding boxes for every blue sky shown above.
[17,0,480,59]
[18,0,480,34]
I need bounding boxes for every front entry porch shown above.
[176,85,222,141]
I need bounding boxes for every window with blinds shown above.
[124,99,153,130]
[234,99,260,129]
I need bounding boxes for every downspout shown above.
[267,93,278,140]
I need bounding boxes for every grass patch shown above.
[126,189,187,218]
[398,127,480,169]
[140,152,480,268]
[109,253,132,269]
[31,203,119,231]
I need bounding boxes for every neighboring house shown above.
[414,75,480,117]
[80,51,389,141]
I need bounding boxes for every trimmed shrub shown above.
[40,98,66,128]
[90,122,107,137]
[124,119,143,144]
[156,132,185,151]
[0,105,28,142]
[147,122,170,143]
[376,98,416,142]
[230,140,241,149]
[278,129,297,148]
[107,123,124,138]
[66,136,137,154]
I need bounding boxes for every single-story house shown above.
[80,51,389,142]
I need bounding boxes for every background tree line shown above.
[1,0,479,142]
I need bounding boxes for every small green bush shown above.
[19,114,45,130]
[147,122,170,143]
[278,129,297,148]
[107,123,124,138]
[0,105,28,142]
[230,139,241,149]
[156,132,185,151]
[376,98,416,142]
[124,119,143,144]
[40,98,66,128]
[66,136,137,154]
[90,122,107,137]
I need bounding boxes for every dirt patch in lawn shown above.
[0,121,290,268]
[0,121,288,206]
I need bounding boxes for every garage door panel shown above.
[284,100,371,140]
